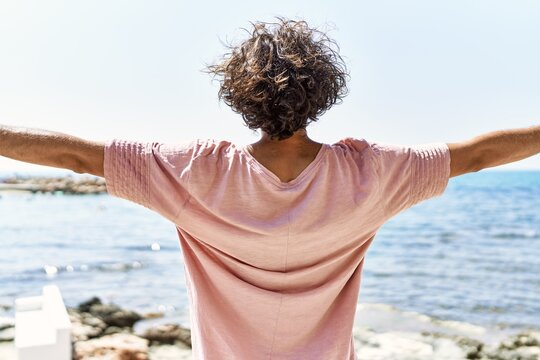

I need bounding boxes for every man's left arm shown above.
[0,124,104,177]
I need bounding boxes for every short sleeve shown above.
[369,141,451,219]
[103,138,196,223]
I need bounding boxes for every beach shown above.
[1,173,539,358]
[1,300,539,359]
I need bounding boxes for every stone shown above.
[453,335,484,359]
[77,297,103,313]
[140,324,191,347]
[0,327,15,342]
[0,176,107,195]
[82,313,108,330]
[484,331,540,360]
[142,312,164,320]
[0,317,15,331]
[73,333,149,360]
[103,326,133,336]
[148,344,192,359]
[499,331,540,349]
[485,347,540,360]
[84,303,142,328]
[68,307,108,341]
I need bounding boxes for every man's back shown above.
[103,136,450,359]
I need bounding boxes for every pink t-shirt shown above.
[103,137,450,359]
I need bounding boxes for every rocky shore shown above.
[0,175,106,194]
[1,298,539,359]
[0,296,192,360]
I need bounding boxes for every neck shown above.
[255,129,315,148]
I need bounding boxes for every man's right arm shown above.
[0,124,104,176]
[447,124,540,178]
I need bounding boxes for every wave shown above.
[1,260,147,282]
[122,244,177,252]
[489,229,538,239]
[353,302,532,346]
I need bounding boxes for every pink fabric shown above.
[103,137,451,359]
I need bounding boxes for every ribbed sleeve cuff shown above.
[409,142,451,205]
[103,139,152,206]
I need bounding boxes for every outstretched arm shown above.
[447,124,540,178]
[0,124,104,177]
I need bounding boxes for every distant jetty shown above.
[0,175,106,195]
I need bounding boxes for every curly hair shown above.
[202,17,350,141]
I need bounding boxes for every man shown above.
[1,17,539,360]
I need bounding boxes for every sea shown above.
[1,169,539,344]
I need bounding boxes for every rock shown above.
[140,324,191,347]
[71,322,103,343]
[103,326,133,336]
[0,327,15,342]
[88,303,142,328]
[82,313,108,330]
[482,331,540,360]
[72,298,142,339]
[74,333,149,360]
[78,297,103,313]
[142,312,164,320]
[148,344,192,359]
[76,298,142,329]
[68,308,107,341]
[453,335,484,359]
[0,317,15,331]
[499,331,540,349]
[0,176,107,195]
[353,327,483,359]
[485,347,540,360]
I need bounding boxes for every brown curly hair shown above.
[202,17,350,141]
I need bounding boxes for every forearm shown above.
[476,124,540,170]
[0,124,104,175]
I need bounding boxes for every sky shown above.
[0,0,539,174]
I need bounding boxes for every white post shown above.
[15,285,72,360]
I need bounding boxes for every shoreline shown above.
[1,174,539,358]
[1,298,539,359]
[0,175,106,195]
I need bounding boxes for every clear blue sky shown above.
[0,0,539,173]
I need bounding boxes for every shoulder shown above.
[182,138,239,159]
[331,137,378,158]
[333,137,414,158]
[157,138,232,154]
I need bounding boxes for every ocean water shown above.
[0,170,539,336]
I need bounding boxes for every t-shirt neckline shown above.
[240,143,329,188]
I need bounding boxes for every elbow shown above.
[60,153,87,174]
[72,159,103,177]
[58,140,105,177]
[470,146,494,173]
[61,141,105,177]
[69,157,87,174]
[468,138,493,173]
[470,158,484,173]
[75,155,104,177]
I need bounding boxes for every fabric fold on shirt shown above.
[103,137,451,360]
